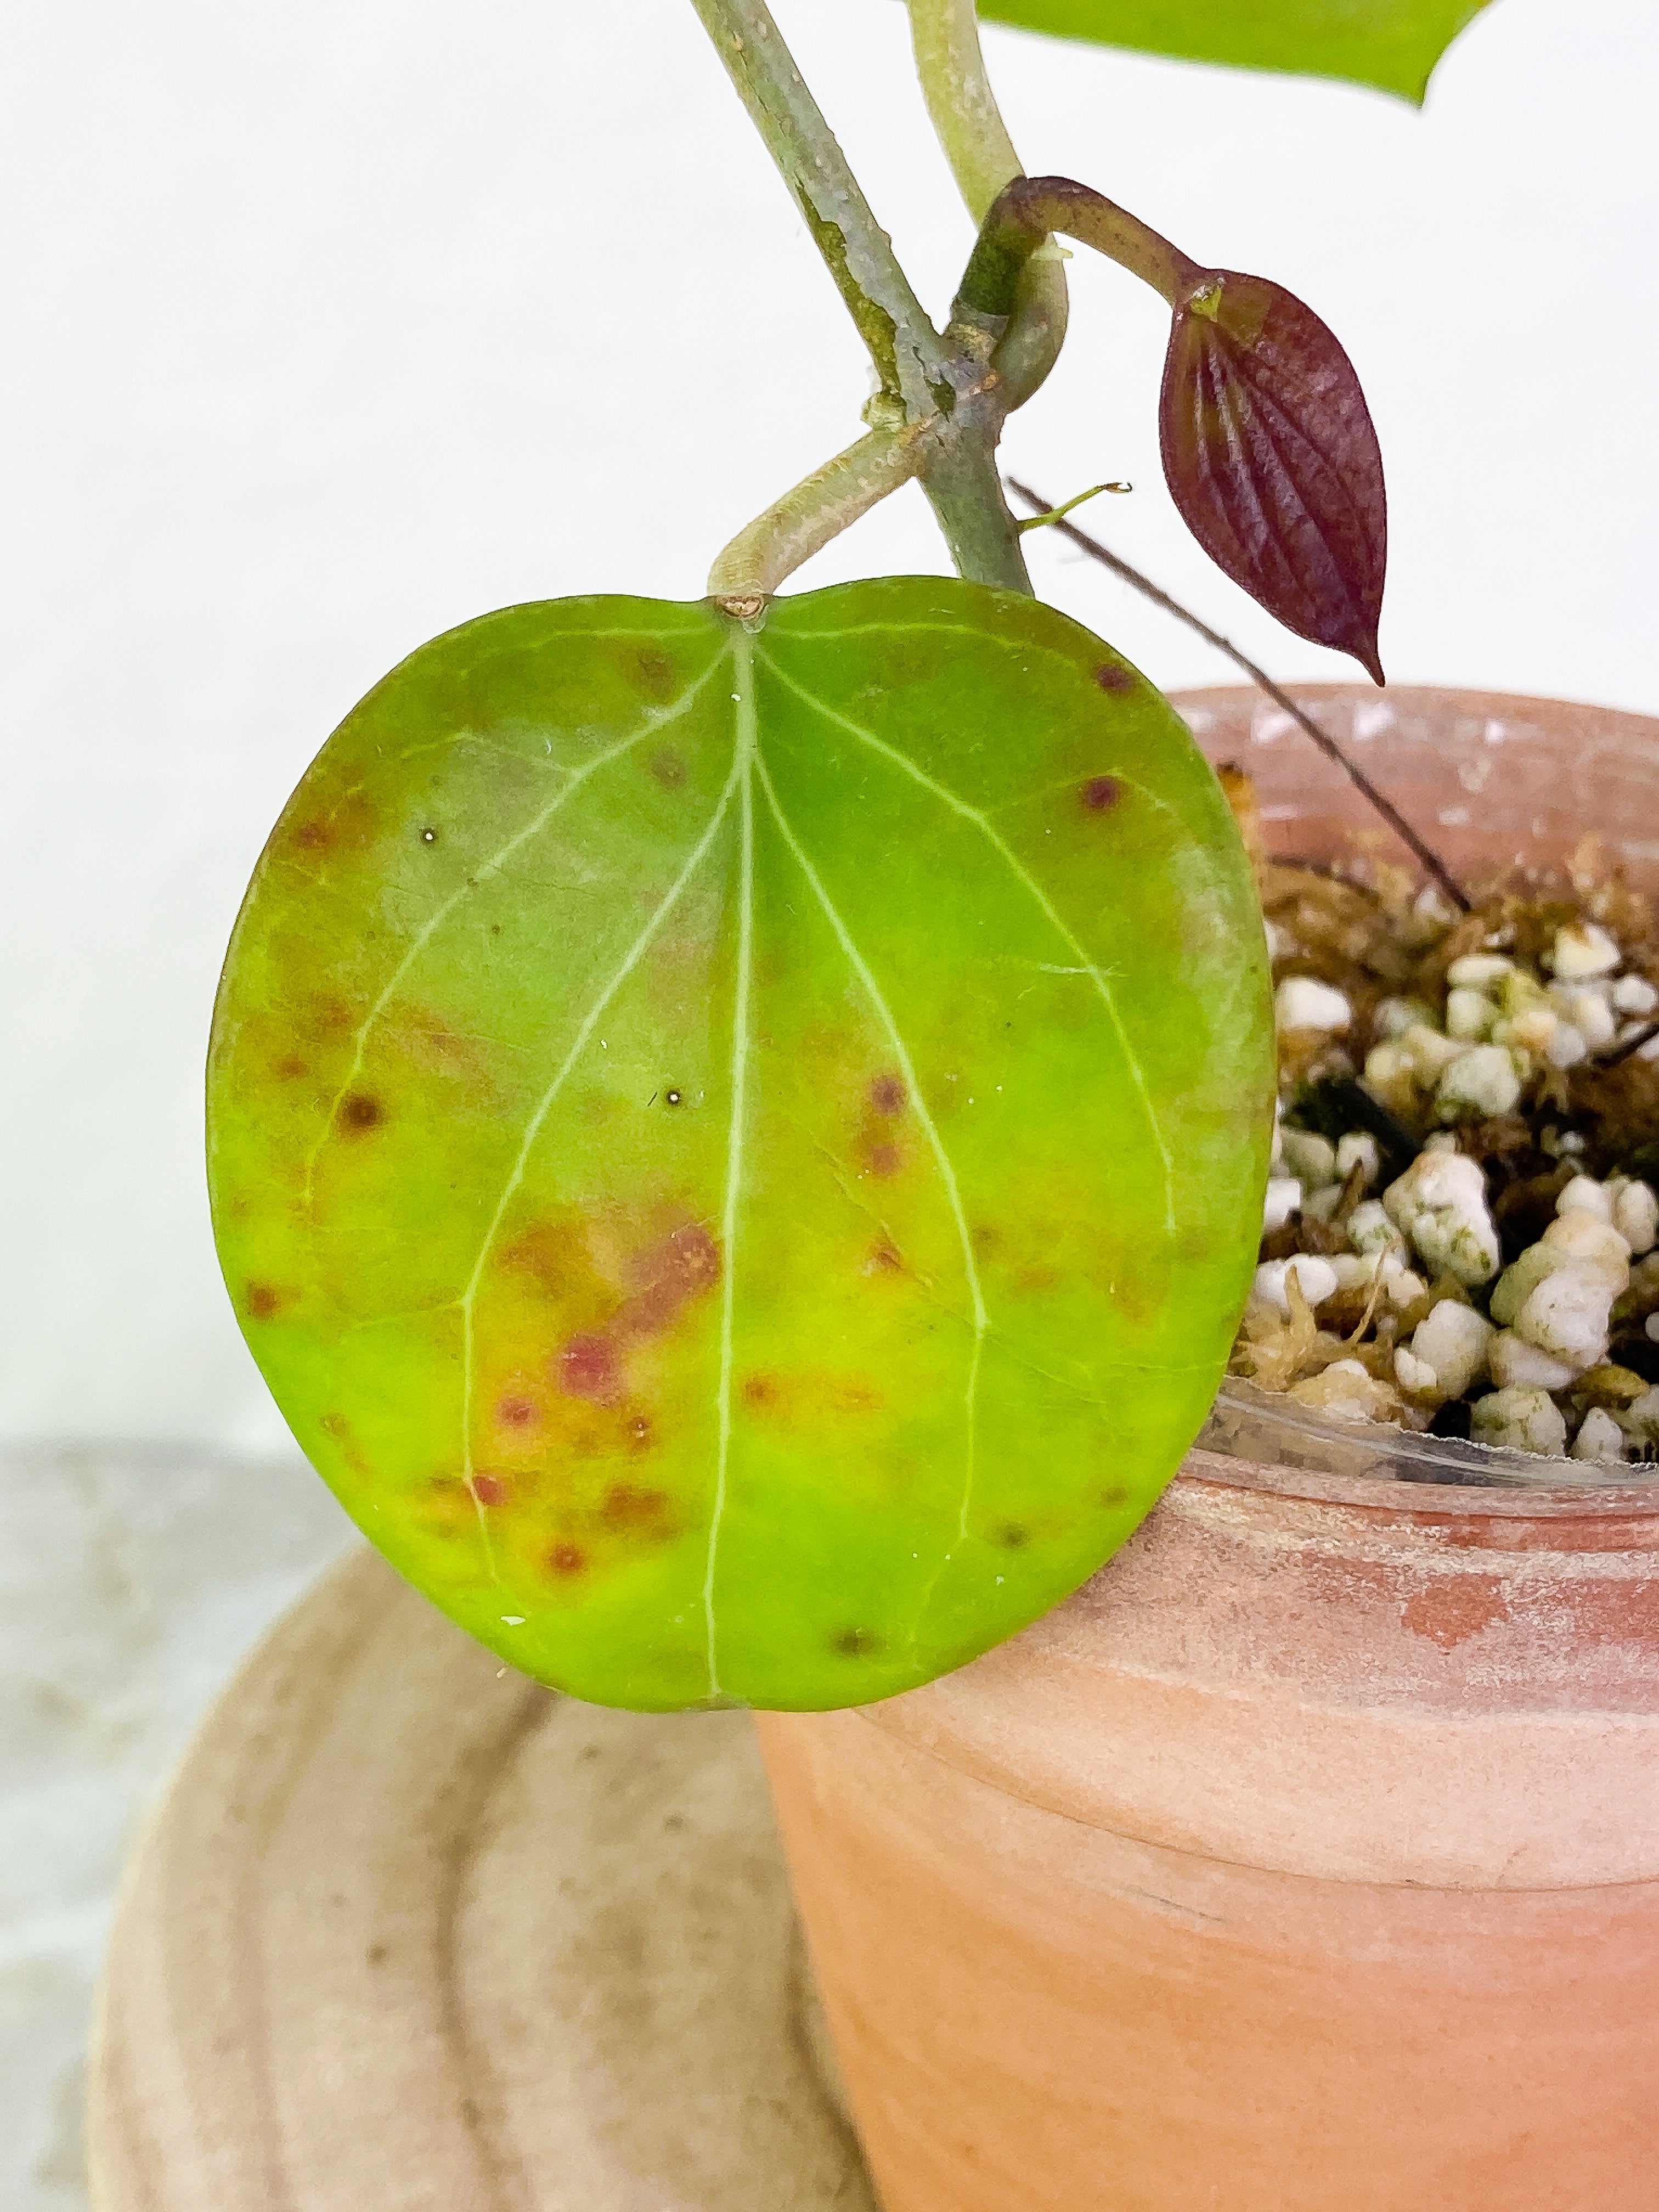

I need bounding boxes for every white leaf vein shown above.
[753,745,986,1566]
[302,646,727,1204]
[759,652,1178,1239]
[455,712,742,1569]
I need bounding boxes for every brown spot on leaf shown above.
[1099,1485,1130,1508]
[601,1483,669,1529]
[550,1542,588,1576]
[501,1217,590,1296]
[1081,776,1122,812]
[338,1091,384,1133]
[628,1414,654,1452]
[742,1374,777,1408]
[996,1523,1031,1549]
[865,1240,904,1274]
[275,1054,309,1080]
[649,749,686,788]
[1094,663,1135,695]
[496,1396,539,1430]
[244,1282,285,1321]
[622,1222,720,1335]
[831,1628,883,1657]
[870,1073,906,1116]
[471,1473,510,1507]
[866,1142,902,1180]
[633,648,679,700]
[560,1333,620,1404]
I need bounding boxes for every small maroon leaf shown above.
[1159,270,1387,682]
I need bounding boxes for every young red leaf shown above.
[1159,271,1387,682]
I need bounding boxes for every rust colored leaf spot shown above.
[1093,663,1135,695]
[831,1628,884,1658]
[560,1333,620,1404]
[633,648,679,701]
[338,1091,384,1133]
[865,1240,904,1274]
[501,1217,589,1295]
[866,1142,902,1180]
[471,1473,510,1507]
[319,1412,351,1437]
[628,1414,654,1452]
[496,1395,539,1430]
[245,1282,285,1321]
[1081,776,1121,812]
[742,1374,778,1408]
[623,1222,721,1336]
[649,749,686,788]
[870,1073,906,1116]
[997,1523,1031,1549]
[274,1054,309,1080]
[1099,1485,1129,1508]
[1401,1577,1511,1651]
[292,817,332,850]
[549,1541,588,1576]
[601,1483,669,1529]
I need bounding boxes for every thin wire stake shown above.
[1005,477,1471,913]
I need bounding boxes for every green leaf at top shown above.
[978,0,1495,101]
[207,577,1272,1713]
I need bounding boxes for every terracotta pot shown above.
[757,687,1659,2211]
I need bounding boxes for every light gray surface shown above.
[0,1443,354,2212]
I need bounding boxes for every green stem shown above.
[706,428,923,603]
[922,432,1032,594]
[956,176,1203,336]
[687,0,946,419]
[904,0,1067,409]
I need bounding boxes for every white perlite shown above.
[1276,977,1351,1032]
[1336,1131,1380,1186]
[1548,922,1621,979]
[1262,1177,1302,1232]
[1347,1198,1396,1254]
[1572,1407,1627,1464]
[1383,1150,1501,1286]
[1556,1174,1613,1223]
[1445,987,1496,1041]
[1488,1329,1579,1393]
[1513,1266,1617,1369]
[1251,1255,1339,1316]
[1472,1386,1568,1457]
[1609,1177,1659,1255]
[1446,953,1514,988]
[1435,1043,1522,1121]
[1279,1128,1336,1184]
[1407,1300,1494,1400]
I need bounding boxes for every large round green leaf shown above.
[208,577,1271,1711]
[978,0,1495,103]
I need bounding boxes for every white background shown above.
[4,0,1657,1447]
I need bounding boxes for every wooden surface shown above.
[87,1545,871,2211]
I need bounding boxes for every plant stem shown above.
[956,177,1201,337]
[1006,477,1471,911]
[905,0,1068,409]
[707,428,923,602]
[687,0,945,419]
[924,434,1032,593]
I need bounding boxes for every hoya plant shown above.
[207,0,1478,1712]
